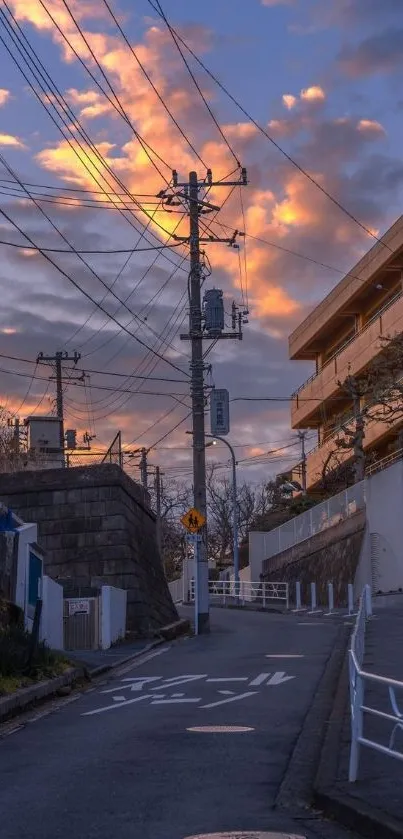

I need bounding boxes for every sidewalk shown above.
[315,601,403,838]
[69,638,157,676]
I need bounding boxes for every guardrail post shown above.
[310,581,317,612]
[295,581,302,611]
[263,582,266,609]
[241,580,245,606]
[365,584,372,617]
[285,583,289,610]
[326,582,334,615]
[223,580,226,607]
[349,650,364,782]
[348,583,355,616]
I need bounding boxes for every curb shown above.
[0,666,85,724]
[275,621,351,811]
[313,638,403,839]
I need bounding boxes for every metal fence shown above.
[189,580,289,609]
[66,431,123,469]
[349,585,403,781]
[261,481,365,560]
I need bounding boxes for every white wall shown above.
[41,575,64,650]
[100,586,127,650]
[357,459,403,594]
[15,523,38,630]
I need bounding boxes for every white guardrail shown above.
[189,580,289,609]
[349,585,403,781]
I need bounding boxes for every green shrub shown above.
[0,625,70,681]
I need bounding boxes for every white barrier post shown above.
[223,580,226,607]
[293,580,302,612]
[326,582,334,615]
[365,584,372,617]
[348,583,356,616]
[263,582,266,609]
[310,581,317,612]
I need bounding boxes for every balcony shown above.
[303,409,403,489]
[291,291,403,428]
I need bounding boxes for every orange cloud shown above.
[282,94,297,110]
[300,85,326,102]
[0,133,25,148]
[357,118,385,135]
[0,89,10,107]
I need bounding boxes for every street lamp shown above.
[205,433,239,592]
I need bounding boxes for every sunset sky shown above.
[0,0,402,485]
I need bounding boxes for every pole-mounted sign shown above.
[210,388,230,436]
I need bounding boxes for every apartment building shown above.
[289,215,403,490]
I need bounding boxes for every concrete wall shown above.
[0,464,177,636]
[100,585,127,650]
[357,459,403,594]
[262,510,365,607]
[41,575,63,650]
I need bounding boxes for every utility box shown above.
[203,288,224,336]
[25,416,64,469]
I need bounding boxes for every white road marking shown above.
[151,697,201,705]
[162,675,207,687]
[265,655,304,659]
[101,677,160,695]
[202,691,257,709]
[82,694,151,716]
[298,622,325,626]
[206,677,248,683]
[249,672,270,686]
[218,690,235,695]
[267,672,295,686]
[117,645,170,675]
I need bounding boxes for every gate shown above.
[63,597,99,650]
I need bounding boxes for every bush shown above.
[0,625,69,681]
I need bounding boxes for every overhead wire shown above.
[0,5,189,255]
[148,0,395,252]
[0,152,189,365]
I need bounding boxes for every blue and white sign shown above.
[210,389,230,436]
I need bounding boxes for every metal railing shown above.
[259,481,365,561]
[292,290,403,398]
[349,585,403,781]
[365,447,403,477]
[189,580,289,609]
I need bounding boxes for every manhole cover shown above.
[187,726,254,733]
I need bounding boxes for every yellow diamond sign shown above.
[180,507,206,533]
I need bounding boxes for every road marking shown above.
[83,694,151,716]
[202,691,257,709]
[266,655,304,659]
[206,677,248,683]
[187,726,254,733]
[152,697,201,705]
[116,645,170,675]
[267,671,295,686]
[297,622,325,626]
[249,672,271,686]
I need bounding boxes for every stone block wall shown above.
[262,510,366,607]
[0,464,177,635]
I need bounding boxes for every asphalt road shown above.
[0,607,359,839]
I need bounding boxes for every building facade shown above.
[289,215,403,490]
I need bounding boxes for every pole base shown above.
[197,611,210,634]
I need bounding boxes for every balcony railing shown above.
[292,290,402,398]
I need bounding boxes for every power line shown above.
[0,202,190,379]
[0,236,185,255]
[0,7,189,254]
[0,352,188,383]
[0,151,189,363]
[100,0,208,169]
[152,0,240,167]
[148,0,394,252]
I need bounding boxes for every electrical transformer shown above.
[203,288,224,336]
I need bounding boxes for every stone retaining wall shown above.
[0,464,177,635]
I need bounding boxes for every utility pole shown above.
[298,430,307,495]
[159,166,248,634]
[188,170,209,633]
[140,448,148,489]
[37,351,81,457]
[155,465,162,555]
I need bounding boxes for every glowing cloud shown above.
[300,85,326,102]
[282,94,297,110]
[0,133,25,148]
[0,89,10,107]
